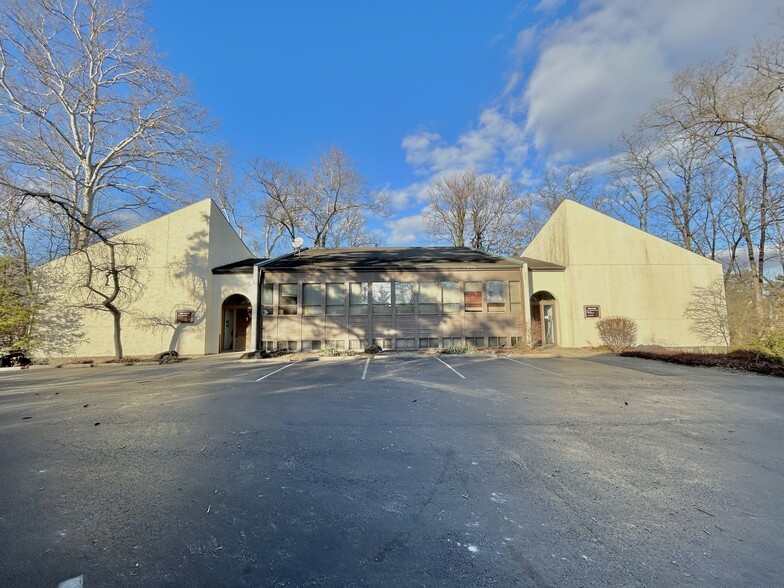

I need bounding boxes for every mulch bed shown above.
[620,349,784,377]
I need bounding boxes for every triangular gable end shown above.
[524,200,720,269]
[207,200,254,269]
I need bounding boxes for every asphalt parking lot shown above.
[1,353,783,587]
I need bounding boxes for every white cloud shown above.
[520,0,784,161]
[535,0,564,12]
[402,108,528,177]
[384,214,428,245]
[377,181,430,212]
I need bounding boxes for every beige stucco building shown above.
[34,199,255,357]
[32,198,726,358]
[522,200,725,348]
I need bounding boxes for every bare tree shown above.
[74,238,146,359]
[0,0,211,252]
[195,145,249,237]
[246,147,382,253]
[245,158,304,257]
[425,169,525,254]
[670,45,784,167]
[0,0,214,357]
[683,277,731,347]
[538,165,595,214]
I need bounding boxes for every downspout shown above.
[521,262,532,346]
[256,267,264,353]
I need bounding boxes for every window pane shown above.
[280,284,297,302]
[395,282,415,304]
[262,283,274,315]
[262,283,274,305]
[303,284,321,306]
[395,282,415,314]
[350,283,368,315]
[419,281,437,303]
[326,283,345,315]
[279,284,298,315]
[465,281,482,311]
[509,281,521,304]
[372,282,391,304]
[327,283,345,305]
[372,282,391,315]
[350,283,368,304]
[442,281,460,313]
[487,280,505,312]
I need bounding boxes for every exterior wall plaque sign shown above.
[584,305,601,318]
[176,310,194,323]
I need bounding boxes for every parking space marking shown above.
[502,356,562,377]
[58,576,83,588]
[255,362,296,381]
[435,356,466,379]
[361,358,370,380]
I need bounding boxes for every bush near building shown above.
[596,316,638,353]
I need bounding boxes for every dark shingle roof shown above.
[212,258,266,274]
[259,247,524,271]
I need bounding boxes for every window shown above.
[260,340,274,351]
[487,281,505,312]
[325,340,345,350]
[509,281,522,314]
[419,337,439,349]
[350,283,369,315]
[419,281,438,314]
[262,283,274,315]
[301,340,322,351]
[466,336,485,347]
[303,284,322,316]
[349,339,365,350]
[326,283,345,315]
[277,340,297,351]
[442,336,462,347]
[374,337,392,349]
[372,282,391,315]
[488,336,506,348]
[395,282,415,314]
[464,281,483,312]
[441,281,461,313]
[279,284,298,315]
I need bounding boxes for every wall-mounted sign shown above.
[584,305,601,318]
[175,310,194,323]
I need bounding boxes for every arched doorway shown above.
[221,294,252,352]
[530,291,557,347]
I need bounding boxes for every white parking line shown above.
[255,362,296,381]
[58,576,83,588]
[435,356,466,379]
[502,356,562,377]
[361,358,370,380]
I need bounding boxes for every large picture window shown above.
[419,281,437,314]
[372,282,392,315]
[509,281,521,314]
[262,283,274,315]
[350,283,369,315]
[487,281,505,312]
[279,284,298,315]
[395,282,415,314]
[441,281,461,313]
[303,283,322,316]
[326,283,345,315]
[464,281,483,312]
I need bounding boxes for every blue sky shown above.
[146,0,783,246]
